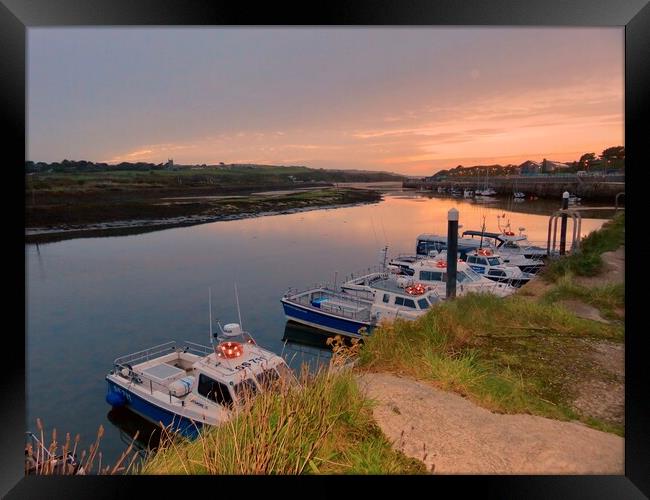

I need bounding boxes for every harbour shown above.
[26,188,611,465]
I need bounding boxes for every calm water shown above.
[25,189,609,464]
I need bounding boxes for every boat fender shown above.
[106,390,126,407]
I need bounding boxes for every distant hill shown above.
[25,160,405,184]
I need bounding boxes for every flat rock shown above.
[357,372,623,474]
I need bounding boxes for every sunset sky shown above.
[28,28,624,175]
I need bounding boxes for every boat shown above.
[460,230,546,273]
[476,187,497,196]
[568,193,582,204]
[475,169,497,197]
[463,189,474,198]
[415,232,496,259]
[384,252,517,297]
[282,279,441,338]
[464,247,534,288]
[513,191,526,198]
[105,322,295,437]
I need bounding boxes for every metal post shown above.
[446,208,459,299]
[559,192,569,255]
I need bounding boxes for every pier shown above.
[403,175,624,200]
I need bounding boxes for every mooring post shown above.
[559,191,569,255]
[446,208,459,299]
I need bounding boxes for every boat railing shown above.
[344,265,388,284]
[182,341,213,357]
[285,288,372,321]
[114,341,179,369]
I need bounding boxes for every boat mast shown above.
[479,215,486,249]
[209,287,214,347]
[234,282,243,329]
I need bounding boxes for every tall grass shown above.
[543,212,624,281]
[136,364,425,475]
[358,293,622,419]
[25,418,140,475]
[542,276,625,320]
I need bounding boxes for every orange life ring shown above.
[435,260,447,268]
[216,341,244,359]
[405,283,426,295]
[477,248,493,256]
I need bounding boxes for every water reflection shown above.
[281,321,333,372]
[26,192,610,465]
[106,407,161,460]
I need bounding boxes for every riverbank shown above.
[25,213,624,475]
[25,187,382,244]
[132,214,624,474]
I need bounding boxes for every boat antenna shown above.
[479,215,486,249]
[208,287,214,346]
[234,282,243,329]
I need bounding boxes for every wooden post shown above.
[446,208,458,299]
[559,191,569,255]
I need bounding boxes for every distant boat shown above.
[463,189,474,198]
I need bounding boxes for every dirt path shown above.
[357,373,623,474]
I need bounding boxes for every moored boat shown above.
[282,279,441,338]
[105,322,294,437]
[387,253,517,297]
[464,247,534,287]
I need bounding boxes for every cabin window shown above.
[394,296,404,306]
[488,257,500,266]
[417,298,429,309]
[489,270,506,277]
[419,271,444,282]
[197,374,234,408]
[403,298,416,309]
[233,378,258,404]
[383,293,390,303]
[417,240,443,256]
[477,258,488,265]
[255,368,280,391]
[467,256,476,264]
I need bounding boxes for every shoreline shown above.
[25,196,382,244]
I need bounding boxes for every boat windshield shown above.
[501,241,521,249]
[462,267,482,281]
[233,378,258,404]
[255,367,280,391]
[488,257,501,266]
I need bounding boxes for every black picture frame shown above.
[3,0,648,498]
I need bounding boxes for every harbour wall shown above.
[403,175,625,200]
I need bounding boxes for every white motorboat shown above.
[385,253,517,297]
[464,247,534,287]
[282,280,441,338]
[105,322,295,437]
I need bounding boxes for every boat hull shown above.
[484,276,530,288]
[281,300,373,338]
[105,379,202,438]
